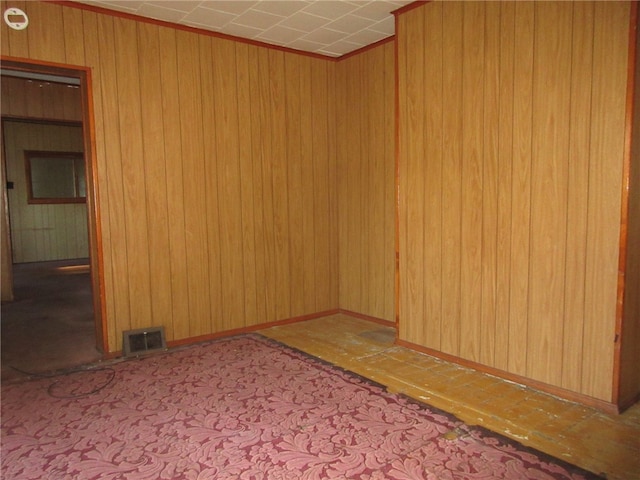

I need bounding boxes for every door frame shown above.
[1,56,107,354]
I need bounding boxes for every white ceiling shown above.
[75,1,413,58]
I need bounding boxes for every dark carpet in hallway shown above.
[1,259,101,381]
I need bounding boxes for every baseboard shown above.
[167,309,341,349]
[103,309,341,358]
[395,338,620,415]
[338,309,396,328]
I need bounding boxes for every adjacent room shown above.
[1,1,639,479]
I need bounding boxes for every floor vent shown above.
[123,327,167,357]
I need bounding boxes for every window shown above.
[25,150,86,204]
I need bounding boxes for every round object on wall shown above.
[4,7,29,30]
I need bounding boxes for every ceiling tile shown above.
[72,0,414,58]
[182,7,236,29]
[301,27,347,45]
[137,3,186,23]
[300,1,359,20]
[367,16,395,36]
[233,9,285,29]
[287,38,331,53]
[252,1,306,17]
[326,14,374,34]
[319,40,363,56]
[344,28,389,46]
[145,1,201,13]
[279,11,331,32]
[199,1,257,16]
[219,22,264,39]
[258,25,306,45]
[351,1,398,21]
[83,0,143,13]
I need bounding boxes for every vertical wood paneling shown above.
[403,9,425,341]
[364,50,379,315]
[62,6,86,65]
[336,41,396,323]
[494,1,515,371]
[582,2,629,398]
[311,59,331,312]
[199,35,222,333]
[212,38,243,331]
[299,57,316,314]
[247,45,268,325]
[562,2,594,392]
[527,2,572,386]
[383,44,395,322]
[1,77,82,122]
[26,1,65,63]
[508,1,534,377]
[81,9,117,348]
[1,1,29,57]
[327,60,339,311]
[341,55,362,313]
[137,22,173,334]
[2,121,87,263]
[158,26,188,342]
[178,30,211,337]
[235,42,257,327]
[459,1,484,363]
[423,3,443,350]
[269,50,292,321]
[285,54,304,317]
[96,12,131,349]
[114,17,152,333]
[397,1,631,402]
[620,2,640,407]
[1,1,339,351]
[440,2,463,356]
[256,48,277,325]
[480,2,500,367]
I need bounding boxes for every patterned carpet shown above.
[1,335,601,479]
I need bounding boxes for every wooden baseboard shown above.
[394,338,620,415]
[337,309,396,328]
[103,309,341,359]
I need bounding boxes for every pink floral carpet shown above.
[1,335,601,479]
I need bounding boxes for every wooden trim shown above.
[613,1,638,407]
[393,10,401,329]
[47,0,341,62]
[0,120,15,301]
[1,57,108,354]
[396,338,620,414]
[105,309,341,357]
[338,36,395,62]
[0,115,82,127]
[23,150,86,204]
[392,1,429,18]
[338,309,396,328]
[81,66,109,355]
[1,55,88,76]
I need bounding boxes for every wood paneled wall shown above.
[1,75,82,121]
[336,42,396,323]
[397,1,631,402]
[620,9,640,408]
[1,1,338,351]
[1,75,83,297]
[3,120,88,263]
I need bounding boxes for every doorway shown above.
[0,59,105,378]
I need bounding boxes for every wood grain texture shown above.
[619,2,640,409]
[337,42,396,323]
[396,1,631,402]
[1,1,338,351]
[2,120,88,263]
